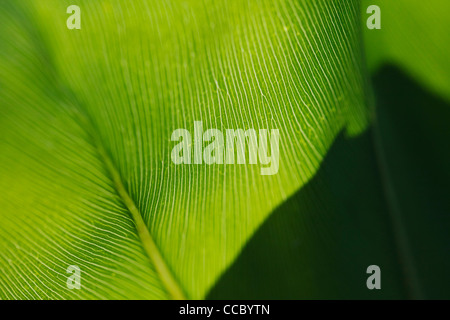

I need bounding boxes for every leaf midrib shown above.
[95,141,186,300]
[15,1,421,300]
[19,4,187,299]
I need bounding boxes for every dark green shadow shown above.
[374,66,450,299]
[207,66,450,299]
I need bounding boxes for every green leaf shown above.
[209,1,450,299]
[209,66,450,299]
[1,0,449,300]
[362,0,450,100]
[0,0,369,299]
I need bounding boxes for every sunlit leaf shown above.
[0,0,368,299]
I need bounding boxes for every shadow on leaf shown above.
[207,66,450,299]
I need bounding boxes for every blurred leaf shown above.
[362,0,450,100]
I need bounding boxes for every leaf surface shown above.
[0,0,368,299]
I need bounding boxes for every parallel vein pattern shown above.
[97,142,186,299]
[0,0,369,299]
